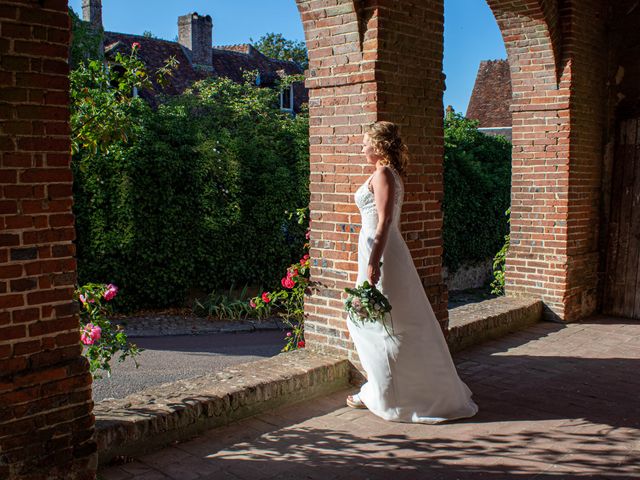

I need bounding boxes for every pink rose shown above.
[132,42,141,50]
[79,294,87,304]
[249,299,256,308]
[103,284,118,301]
[261,292,271,303]
[281,277,295,289]
[90,324,101,341]
[80,323,101,345]
[286,332,292,337]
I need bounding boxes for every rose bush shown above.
[76,283,141,378]
[250,211,312,352]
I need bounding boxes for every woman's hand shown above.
[367,261,381,286]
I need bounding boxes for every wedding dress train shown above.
[347,167,478,424]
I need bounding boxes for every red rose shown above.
[261,292,270,303]
[132,42,141,50]
[281,277,295,289]
[297,340,305,348]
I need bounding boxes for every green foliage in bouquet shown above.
[344,280,394,338]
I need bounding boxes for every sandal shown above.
[346,393,367,409]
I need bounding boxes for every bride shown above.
[346,121,479,424]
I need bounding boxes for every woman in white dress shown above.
[346,121,479,424]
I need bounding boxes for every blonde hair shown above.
[365,121,409,175]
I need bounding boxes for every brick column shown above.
[561,0,607,320]
[375,0,448,326]
[0,3,96,479]
[487,0,607,321]
[298,0,448,361]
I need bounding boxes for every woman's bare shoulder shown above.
[372,166,395,184]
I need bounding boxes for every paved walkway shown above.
[100,317,640,479]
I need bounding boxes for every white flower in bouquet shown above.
[344,280,394,337]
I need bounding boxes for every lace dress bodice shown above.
[354,167,404,232]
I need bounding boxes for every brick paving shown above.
[99,317,640,480]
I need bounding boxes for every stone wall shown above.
[0,2,96,479]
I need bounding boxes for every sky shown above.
[68,0,506,113]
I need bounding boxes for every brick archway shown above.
[0,0,610,477]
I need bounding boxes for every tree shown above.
[251,33,308,70]
[442,112,512,273]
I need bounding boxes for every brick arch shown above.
[1,1,609,478]
[486,0,562,89]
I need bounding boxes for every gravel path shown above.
[92,330,285,402]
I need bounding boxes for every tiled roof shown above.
[215,44,252,54]
[103,31,206,100]
[466,60,512,128]
[211,46,300,84]
[103,31,307,110]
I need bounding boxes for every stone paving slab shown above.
[100,316,640,479]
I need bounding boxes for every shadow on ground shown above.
[101,317,640,479]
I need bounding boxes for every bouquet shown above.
[344,280,394,337]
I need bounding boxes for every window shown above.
[279,84,294,113]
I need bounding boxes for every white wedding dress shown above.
[348,167,478,424]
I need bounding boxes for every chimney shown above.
[82,0,103,29]
[178,13,213,69]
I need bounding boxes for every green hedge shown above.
[73,77,309,311]
[442,113,512,272]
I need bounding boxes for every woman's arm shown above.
[367,167,395,285]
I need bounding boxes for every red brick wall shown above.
[298,0,448,362]
[375,1,448,326]
[298,0,375,360]
[486,0,571,320]
[0,2,96,479]
[301,0,611,353]
[485,0,607,321]
[561,0,607,320]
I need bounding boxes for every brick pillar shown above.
[375,0,448,326]
[298,0,448,362]
[0,3,96,479]
[487,0,607,321]
[561,0,607,320]
[493,0,572,320]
